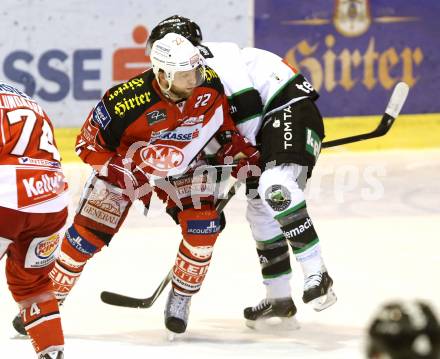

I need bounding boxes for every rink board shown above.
[55,113,440,163]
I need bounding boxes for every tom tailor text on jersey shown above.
[283,106,293,149]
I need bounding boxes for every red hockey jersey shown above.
[75,67,235,178]
[0,83,68,213]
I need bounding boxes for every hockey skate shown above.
[12,313,27,336]
[38,350,64,359]
[302,270,337,311]
[164,289,191,339]
[243,297,299,330]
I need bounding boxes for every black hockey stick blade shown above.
[100,179,240,309]
[215,181,241,212]
[100,269,173,308]
[322,82,409,148]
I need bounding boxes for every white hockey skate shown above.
[243,297,299,331]
[164,289,191,339]
[302,270,337,311]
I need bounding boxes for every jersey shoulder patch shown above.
[263,73,319,117]
[103,70,161,119]
[91,70,161,150]
[201,66,224,94]
[197,44,213,58]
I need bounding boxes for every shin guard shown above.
[172,207,220,296]
[275,202,325,277]
[256,235,291,279]
[256,235,293,299]
[50,223,106,302]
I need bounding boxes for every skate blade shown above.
[166,330,186,342]
[11,333,29,340]
[246,315,300,331]
[167,330,176,342]
[310,287,337,312]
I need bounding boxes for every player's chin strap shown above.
[100,179,241,309]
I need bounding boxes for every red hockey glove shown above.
[99,155,152,197]
[216,131,261,179]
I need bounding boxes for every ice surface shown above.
[1,150,439,358]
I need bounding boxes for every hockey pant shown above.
[246,163,326,299]
[0,206,67,356]
[49,174,151,303]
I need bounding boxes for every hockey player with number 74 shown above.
[0,82,68,359]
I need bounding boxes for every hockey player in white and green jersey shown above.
[147,15,337,329]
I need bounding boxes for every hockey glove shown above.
[98,154,152,198]
[216,131,261,179]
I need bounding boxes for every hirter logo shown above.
[140,144,184,171]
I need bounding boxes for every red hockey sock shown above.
[20,296,64,355]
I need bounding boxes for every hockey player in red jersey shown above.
[13,33,259,337]
[0,82,68,359]
[147,16,337,330]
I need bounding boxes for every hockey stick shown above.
[101,269,173,309]
[322,82,409,148]
[100,181,241,309]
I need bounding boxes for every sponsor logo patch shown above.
[35,233,59,259]
[305,127,321,158]
[80,183,128,229]
[50,266,80,287]
[16,168,66,209]
[65,226,97,256]
[151,123,201,142]
[204,68,219,83]
[284,217,313,239]
[259,255,269,264]
[283,106,294,150]
[174,253,210,286]
[187,219,221,235]
[189,54,200,66]
[181,115,204,126]
[140,144,184,171]
[25,232,61,268]
[18,157,60,168]
[147,109,167,125]
[265,185,291,212]
[272,119,281,128]
[170,171,214,199]
[107,78,145,101]
[93,101,112,129]
[113,91,152,117]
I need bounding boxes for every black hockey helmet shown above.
[367,301,440,359]
[146,15,203,55]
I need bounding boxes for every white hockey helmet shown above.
[150,32,205,91]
